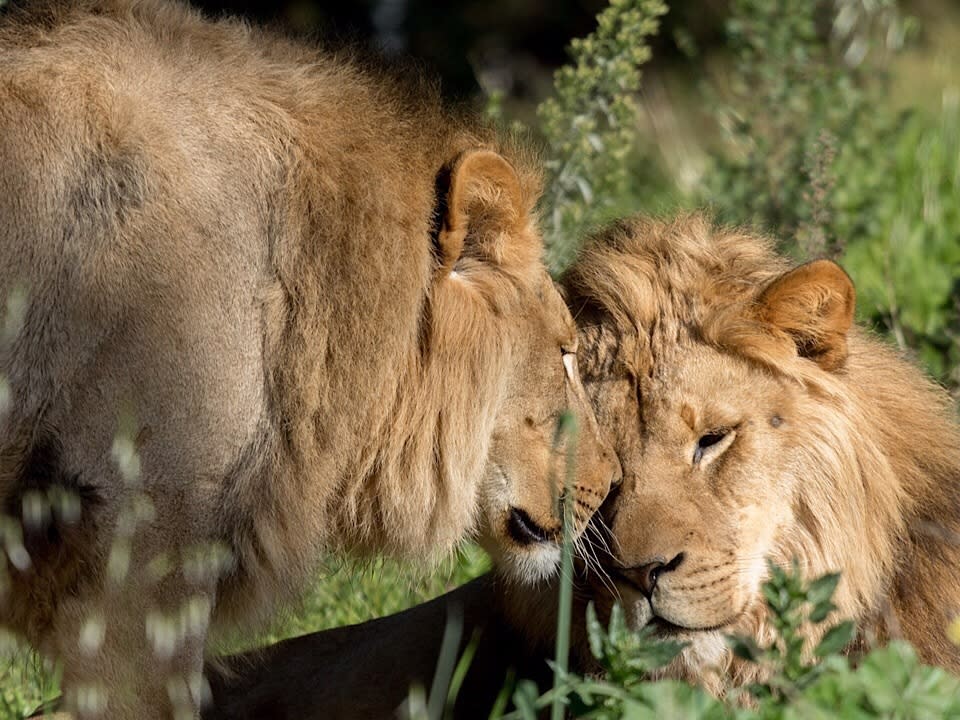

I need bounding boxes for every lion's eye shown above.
[561,349,577,380]
[693,429,734,466]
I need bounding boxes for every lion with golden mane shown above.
[565,213,960,690]
[0,1,619,717]
[190,214,960,717]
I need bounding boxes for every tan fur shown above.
[0,2,618,717]
[563,213,960,692]
[145,215,960,718]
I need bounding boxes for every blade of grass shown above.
[445,628,481,715]
[487,668,516,720]
[551,412,578,720]
[427,601,464,720]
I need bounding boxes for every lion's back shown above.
[0,1,408,517]
[0,0,478,596]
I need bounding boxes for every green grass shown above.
[231,543,491,650]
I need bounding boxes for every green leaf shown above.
[511,679,541,720]
[586,602,605,661]
[806,573,841,607]
[814,621,856,658]
[809,600,836,624]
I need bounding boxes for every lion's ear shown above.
[755,259,856,371]
[436,149,528,272]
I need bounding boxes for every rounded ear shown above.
[436,149,526,272]
[755,259,856,371]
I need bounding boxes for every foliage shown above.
[704,0,865,246]
[502,562,960,720]
[699,0,960,387]
[832,101,960,380]
[536,0,667,271]
[728,561,855,704]
[536,0,960,386]
[0,631,58,720]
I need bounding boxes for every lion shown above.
[563,213,960,691]
[0,1,620,717]
[167,214,960,719]
[201,575,549,720]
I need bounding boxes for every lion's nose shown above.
[608,452,623,489]
[623,552,685,598]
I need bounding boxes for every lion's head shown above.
[563,214,960,686]
[434,150,621,581]
[479,271,622,581]
[328,146,621,581]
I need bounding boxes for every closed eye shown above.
[562,349,577,381]
[693,429,736,466]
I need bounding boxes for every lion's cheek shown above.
[653,576,743,630]
[734,495,794,589]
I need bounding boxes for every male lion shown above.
[0,1,619,717]
[564,214,960,690]
[198,214,960,719]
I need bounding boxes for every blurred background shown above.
[188,0,735,101]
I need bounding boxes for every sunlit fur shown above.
[169,214,960,714]
[564,213,960,693]
[0,2,617,717]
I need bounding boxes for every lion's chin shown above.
[494,542,562,585]
[478,502,567,584]
[613,585,741,636]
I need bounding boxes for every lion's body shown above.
[204,575,553,720]
[0,2,618,716]
[154,215,960,717]
[565,214,960,689]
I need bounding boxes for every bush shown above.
[538,0,960,387]
[503,563,960,720]
[698,0,960,387]
[534,0,668,271]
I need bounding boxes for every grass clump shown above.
[536,0,667,271]
[504,562,960,719]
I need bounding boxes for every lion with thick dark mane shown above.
[565,213,960,691]
[0,1,619,717]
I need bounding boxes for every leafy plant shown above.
[697,0,960,387]
[503,560,960,719]
[727,560,855,705]
[536,0,667,271]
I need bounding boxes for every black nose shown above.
[625,552,685,598]
[609,456,623,488]
[507,507,551,545]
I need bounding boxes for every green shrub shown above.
[535,0,668,271]
[833,102,960,380]
[539,0,960,386]
[698,0,960,386]
[504,562,960,720]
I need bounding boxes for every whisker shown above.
[576,526,618,597]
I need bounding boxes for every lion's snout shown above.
[603,544,747,631]
[614,552,685,598]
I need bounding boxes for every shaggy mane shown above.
[565,213,960,682]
